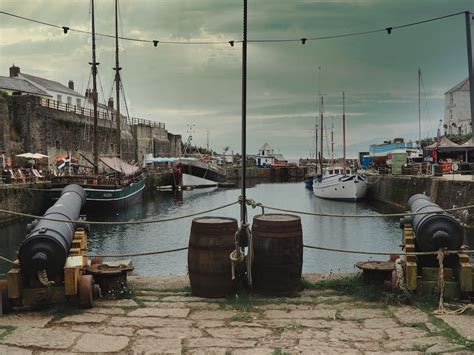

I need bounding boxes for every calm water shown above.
[1,182,473,277]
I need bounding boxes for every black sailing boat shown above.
[49,0,145,210]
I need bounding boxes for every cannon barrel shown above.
[19,184,86,279]
[407,194,463,252]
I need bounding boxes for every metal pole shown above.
[114,0,122,158]
[418,68,421,147]
[342,91,346,169]
[465,12,474,136]
[91,0,99,174]
[240,0,247,223]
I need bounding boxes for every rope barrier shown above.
[255,202,474,219]
[89,246,188,258]
[433,248,474,315]
[0,255,15,264]
[0,201,238,225]
[303,244,474,256]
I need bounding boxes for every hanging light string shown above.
[0,10,469,46]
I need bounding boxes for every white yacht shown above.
[312,92,367,201]
[313,166,367,201]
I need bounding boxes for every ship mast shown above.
[114,0,122,157]
[342,91,346,170]
[319,96,324,175]
[90,0,99,174]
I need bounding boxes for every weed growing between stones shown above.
[272,348,290,355]
[0,325,16,341]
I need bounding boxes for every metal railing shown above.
[39,98,165,130]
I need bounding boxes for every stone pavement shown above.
[1,275,473,354]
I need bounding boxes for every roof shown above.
[445,78,469,94]
[259,142,272,151]
[20,73,82,97]
[425,136,460,149]
[462,137,474,147]
[0,76,51,96]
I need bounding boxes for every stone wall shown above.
[0,185,48,225]
[0,95,182,165]
[367,175,474,211]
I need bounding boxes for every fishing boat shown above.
[49,0,144,210]
[369,138,420,166]
[313,92,368,201]
[179,157,226,189]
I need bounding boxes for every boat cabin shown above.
[323,166,352,176]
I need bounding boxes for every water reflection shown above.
[1,181,472,277]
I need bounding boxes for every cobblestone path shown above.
[1,275,473,354]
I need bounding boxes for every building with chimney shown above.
[5,65,112,115]
[444,78,472,135]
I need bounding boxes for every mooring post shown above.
[240,0,248,223]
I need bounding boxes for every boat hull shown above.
[48,177,145,212]
[313,175,367,201]
[180,160,226,185]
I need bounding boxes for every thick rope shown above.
[395,257,407,292]
[0,255,15,264]
[0,201,238,225]
[303,244,474,256]
[229,229,244,280]
[433,248,474,315]
[89,246,188,258]
[37,269,54,287]
[258,202,474,218]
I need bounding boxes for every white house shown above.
[254,142,288,167]
[8,65,112,116]
[444,78,472,135]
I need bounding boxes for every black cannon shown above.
[406,194,463,252]
[18,184,86,279]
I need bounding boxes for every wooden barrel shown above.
[251,214,303,296]
[188,217,238,298]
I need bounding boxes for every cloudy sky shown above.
[0,0,472,158]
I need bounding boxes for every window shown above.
[67,96,72,105]
[450,93,453,104]
[76,98,81,107]
[57,94,62,102]
[55,140,60,149]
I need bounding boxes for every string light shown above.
[0,10,469,46]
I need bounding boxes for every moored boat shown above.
[313,166,367,201]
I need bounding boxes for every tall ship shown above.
[313,92,368,201]
[49,0,144,210]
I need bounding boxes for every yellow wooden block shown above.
[7,268,21,299]
[406,261,418,291]
[64,267,79,295]
[71,240,81,249]
[457,263,473,293]
[69,248,81,255]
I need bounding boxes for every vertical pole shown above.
[418,68,421,147]
[319,97,324,175]
[342,91,346,169]
[114,0,122,158]
[241,0,248,223]
[91,0,99,174]
[465,12,474,136]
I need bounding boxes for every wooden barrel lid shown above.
[253,214,300,223]
[192,217,237,224]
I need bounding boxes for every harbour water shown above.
[1,181,473,277]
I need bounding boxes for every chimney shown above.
[68,80,74,90]
[9,65,20,77]
[108,97,114,109]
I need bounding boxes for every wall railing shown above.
[39,97,165,130]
